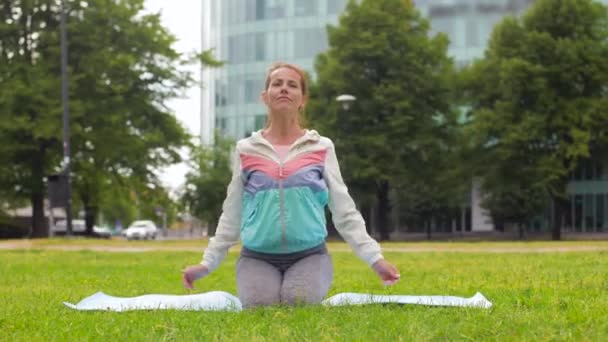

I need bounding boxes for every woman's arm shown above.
[322,138,383,266]
[199,147,243,273]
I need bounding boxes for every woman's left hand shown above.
[372,259,400,286]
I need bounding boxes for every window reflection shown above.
[596,194,604,231]
[295,0,318,17]
[327,0,347,15]
[293,28,327,58]
[255,0,285,20]
[584,194,594,232]
[574,195,583,232]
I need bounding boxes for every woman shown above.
[182,62,399,308]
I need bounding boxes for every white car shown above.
[123,220,158,240]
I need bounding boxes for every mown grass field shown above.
[1,240,607,341]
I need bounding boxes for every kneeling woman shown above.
[182,62,399,308]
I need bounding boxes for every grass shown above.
[1,241,607,341]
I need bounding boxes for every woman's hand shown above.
[372,259,400,286]
[181,264,209,290]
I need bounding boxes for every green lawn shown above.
[1,241,607,341]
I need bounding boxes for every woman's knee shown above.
[236,257,282,308]
[280,254,333,305]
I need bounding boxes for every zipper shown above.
[278,161,286,252]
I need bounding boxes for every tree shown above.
[309,0,456,239]
[463,0,608,239]
[0,0,221,237]
[181,133,234,237]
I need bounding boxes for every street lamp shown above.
[60,0,73,236]
[336,94,356,111]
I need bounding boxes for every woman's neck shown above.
[263,117,304,145]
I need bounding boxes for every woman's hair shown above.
[263,62,309,128]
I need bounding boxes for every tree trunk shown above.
[208,216,219,237]
[84,205,97,235]
[376,180,391,241]
[361,202,372,235]
[30,147,47,238]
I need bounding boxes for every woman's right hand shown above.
[181,264,209,290]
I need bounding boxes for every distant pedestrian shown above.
[182,62,399,308]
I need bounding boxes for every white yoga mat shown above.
[63,291,243,312]
[64,291,492,311]
[322,292,492,308]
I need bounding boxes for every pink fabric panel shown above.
[240,154,280,180]
[282,149,327,178]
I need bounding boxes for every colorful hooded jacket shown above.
[200,129,383,272]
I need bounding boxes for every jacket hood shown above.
[249,129,320,146]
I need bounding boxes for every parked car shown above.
[122,220,158,240]
[51,219,112,239]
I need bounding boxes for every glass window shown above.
[574,194,583,232]
[245,0,257,21]
[563,196,573,231]
[255,0,285,20]
[256,0,265,20]
[228,33,259,63]
[295,0,318,17]
[215,80,227,107]
[328,0,347,15]
[596,194,604,231]
[430,18,455,42]
[255,32,266,61]
[293,27,328,59]
[584,194,594,232]
[245,74,264,104]
[466,20,479,47]
[604,194,608,232]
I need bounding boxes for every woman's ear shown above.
[300,95,308,110]
[261,91,268,105]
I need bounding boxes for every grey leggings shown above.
[236,253,333,308]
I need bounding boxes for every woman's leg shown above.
[280,253,333,305]
[236,256,282,308]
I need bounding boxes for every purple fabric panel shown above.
[242,170,277,195]
[242,164,326,195]
[282,164,326,192]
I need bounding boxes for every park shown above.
[1,239,607,340]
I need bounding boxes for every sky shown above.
[143,0,201,191]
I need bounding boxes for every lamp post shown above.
[336,94,356,111]
[60,0,73,236]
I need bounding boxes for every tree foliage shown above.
[309,0,457,238]
[181,133,234,236]
[0,0,220,236]
[463,0,608,239]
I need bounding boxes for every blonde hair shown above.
[263,62,308,128]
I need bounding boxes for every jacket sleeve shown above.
[200,147,243,273]
[323,139,383,267]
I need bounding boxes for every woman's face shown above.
[262,67,307,115]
